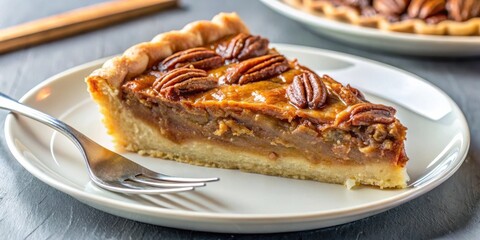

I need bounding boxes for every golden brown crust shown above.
[88,13,249,89]
[290,0,480,35]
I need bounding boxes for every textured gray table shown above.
[1,0,479,239]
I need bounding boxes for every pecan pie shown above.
[86,13,409,189]
[285,0,480,35]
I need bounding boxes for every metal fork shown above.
[0,92,219,194]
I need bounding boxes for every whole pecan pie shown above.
[285,0,480,35]
[86,13,409,189]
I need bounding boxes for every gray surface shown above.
[0,0,479,239]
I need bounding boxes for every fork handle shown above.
[0,92,85,150]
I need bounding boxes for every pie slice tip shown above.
[86,12,409,189]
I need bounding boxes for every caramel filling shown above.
[119,33,408,167]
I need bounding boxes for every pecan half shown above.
[408,0,446,19]
[336,103,396,127]
[287,72,327,109]
[224,54,290,85]
[362,6,378,16]
[425,13,448,23]
[152,68,217,100]
[344,0,372,8]
[373,0,410,15]
[158,48,223,71]
[329,0,347,7]
[350,104,396,126]
[217,33,269,61]
[346,84,367,102]
[447,0,480,21]
[322,75,366,105]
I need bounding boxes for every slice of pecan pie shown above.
[86,13,409,188]
[285,0,480,35]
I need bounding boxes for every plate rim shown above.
[261,0,480,44]
[4,44,470,222]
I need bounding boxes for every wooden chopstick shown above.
[0,0,178,54]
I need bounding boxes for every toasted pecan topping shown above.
[373,0,410,15]
[224,54,290,85]
[217,33,269,62]
[159,47,223,71]
[425,13,448,23]
[350,103,396,125]
[321,0,480,23]
[346,84,367,102]
[408,0,446,19]
[324,0,346,7]
[153,67,217,100]
[344,0,372,8]
[336,102,396,127]
[366,124,389,142]
[447,0,480,21]
[287,72,327,109]
[362,6,379,16]
[322,75,366,105]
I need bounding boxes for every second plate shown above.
[261,0,480,57]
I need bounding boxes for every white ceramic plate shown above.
[4,45,469,233]
[261,0,480,57]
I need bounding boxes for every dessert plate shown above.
[261,0,480,57]
[4,45,469,233]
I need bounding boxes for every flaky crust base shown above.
[286,0,480,36]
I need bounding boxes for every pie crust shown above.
[86,12,409,189]
[285,0,480,36]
